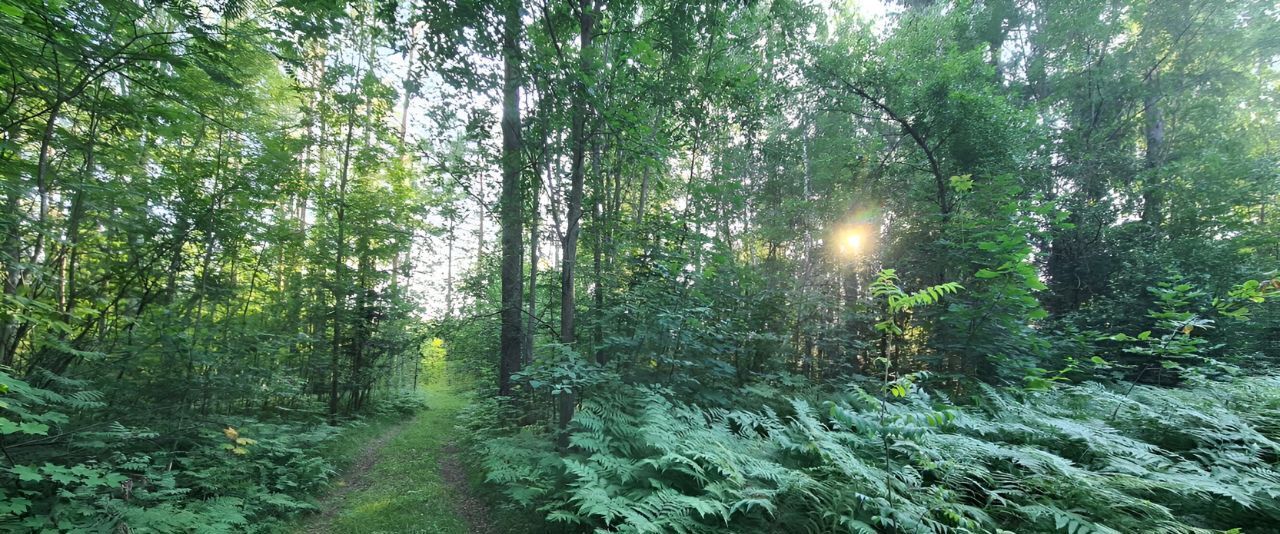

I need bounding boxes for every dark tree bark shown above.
[498,0,525,398]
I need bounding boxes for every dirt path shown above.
[302,420,412,533]
[296,379,494,534]
[438,441,495,534]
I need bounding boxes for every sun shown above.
[839,225,871,258]
[846,232,863,252]
[831,207,880,261]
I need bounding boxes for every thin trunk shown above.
[591,135,605,364]
[559,0,595,450]
[351,239,371,412]
[189,126,226,412]
[412,347,421,390]
[31,101,63,268]
[391,252,400,289]
[1141,77,1165,227]
[636,166,650,227]
[547,128,566,259]
[399,20,417,146]
[330,83,358,426]
[633,114,659,227]
[62,97,101,321]
[478,172,486,260]
[445,219,455,317]
[0,181,22,366]
[526,109,548,367]
[561,0,591,345]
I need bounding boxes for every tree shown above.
[498,0,525,398]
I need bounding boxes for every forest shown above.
[1,0,1278,532]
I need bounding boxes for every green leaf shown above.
[10,465,41,482]
[0,496,30,515]
[16,422,48,435]
[0,2,22,19]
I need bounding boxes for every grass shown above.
[294,377,473,534]
[315,411,409,477]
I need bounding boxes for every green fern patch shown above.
[475,376,1280,533]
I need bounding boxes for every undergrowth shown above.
[0,369,423,532]
[472,375,1280,533]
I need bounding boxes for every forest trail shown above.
[298,379,492,534]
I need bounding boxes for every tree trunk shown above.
[525,107,548,367]
[399,21,417,146]
[30,100,63,270]
[330,86,357,426]
[498,0,525,399]
[559,0,595,450]
[1141,77,1165,227]
[445,218,455,317]
[591,135,605,364]
[351,240,372,412]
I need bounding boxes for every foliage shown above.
[477,376,1280,533]
[0,367,358,531]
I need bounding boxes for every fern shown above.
[477,374,1280,533]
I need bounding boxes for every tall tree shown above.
[498,0,525,398]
